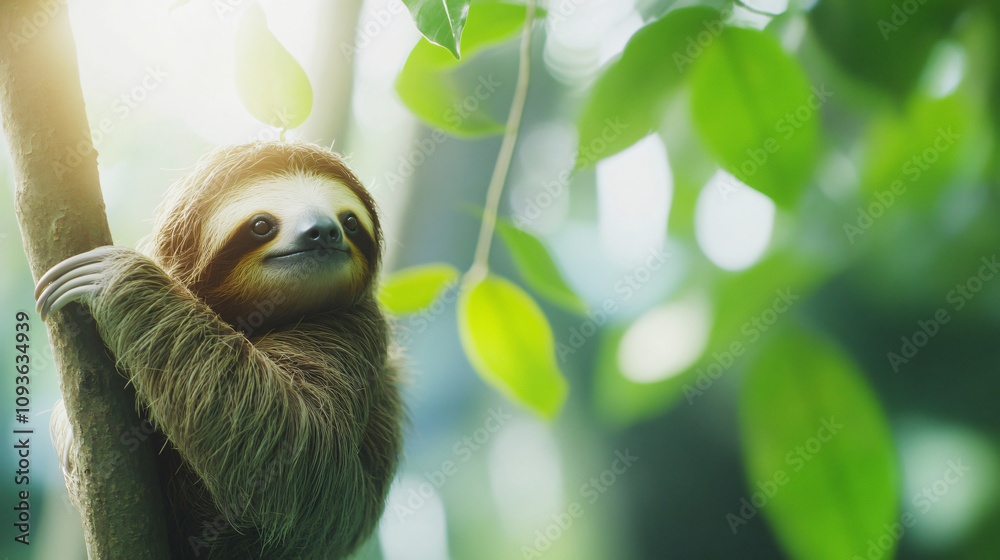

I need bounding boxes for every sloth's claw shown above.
[42,285,101,321]
[38,275,103,320]
[35,264,104,313]
[35,246,116,321]
[34,246,116,300]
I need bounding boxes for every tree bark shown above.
[0,1,169,558]
[300,0,362,144]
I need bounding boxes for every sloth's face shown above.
[196,171,378,329]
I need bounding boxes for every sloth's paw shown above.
[35,245,120,321]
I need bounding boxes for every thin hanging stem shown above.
[465,0,537,286]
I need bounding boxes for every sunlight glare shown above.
[596,134,671,268]
[897,417,1000,552]
[618,295,711,383]
[695,170,775,271]
[379,476,451,560]
[487,417,564,538]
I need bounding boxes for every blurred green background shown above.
[3,0,1000,558]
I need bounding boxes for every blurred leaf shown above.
[593,327,692,426]
[169,0,191,11]
[596,250,831,423]
[809,0,966,100]
[396,2,533,136]
[458,275,568,419]
[576,6,721,168]
[235,3,313,130]
[659,95,716,240]
[689,27,819,208]
[496,220,586,314]
[402,0,470,59]
[863,93,980,208]
[379,264,460,314]
[740,329,899,560]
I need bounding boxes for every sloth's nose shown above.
[300,214,348,251]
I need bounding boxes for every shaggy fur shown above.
[51,142,403,559]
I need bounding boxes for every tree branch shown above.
[0,2,169,558]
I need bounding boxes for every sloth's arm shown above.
[35,245,369,541]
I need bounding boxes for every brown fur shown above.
[52,142,403,559]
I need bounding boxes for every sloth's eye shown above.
[249,215,276,238]
[344,214,358,233]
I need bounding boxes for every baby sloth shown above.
[36,142,403,559]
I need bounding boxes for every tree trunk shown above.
[300,0,363,144]
[0,1,169,558]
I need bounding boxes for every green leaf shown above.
[396,2,529,137]
[741,330,899,560]
[809,0,966,100]
[496,220,586,314]
[862,93,980,208]
[379,264,460,314]
[689,27,819,208]
[576,6,722,168]
[235,3,313,130]
[402,0,470,59]
[458,275,568,419]
[597,250,830,423]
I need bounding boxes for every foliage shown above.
[10,0,998,557]
[382,0,1000,557]
[234,3,312,133]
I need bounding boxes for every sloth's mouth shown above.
[266,247,349,262]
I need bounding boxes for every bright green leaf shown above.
[402,0,470,59]
[863,93,981,208]
[396,2,531,137]
[379,264,460,314]
[458,275,568,419]
[497,220,586,314]
[235,3,313,130]
[689,27,819,208]
[576,6,721,168]
[741,330,899,560]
